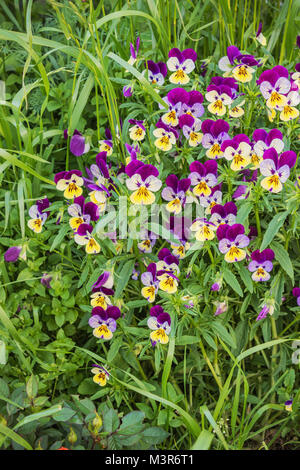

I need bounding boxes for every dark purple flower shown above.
[181,90,204,118]
[297,36,300,49]
[160,88,190,127]
[188,160,218,197]
[256,304,270,321]
[201,119,230,159]
[167,48,197,84]
[210,201,237,226]
[123,85,133,98]
[252,128,284,156]
[161,174,191,214]
[66,129,90,157]
[146,60,168,85]
[4,246,22,262]
[141,263,159,303]
[41,273,52,289]
[217,223,249,263]
[248,249,274,282]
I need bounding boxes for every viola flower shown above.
[291,63,300,91]
[211,274,223,292]
[252,129,284,158]
[64,129,90,157]
[260,148,297,193]
[141,263,159,303]
[166,215,191,259]
[99,139,113,156]
[156,249,180,294]
[161,174,191,214]
[188,160,218,197]
[90,271,114,309]
[4,246,22,262]
[160,88,189,127]
[218,46,260,82]
[256,302,274,321]
[153,121,178,151]
[181,90,205,119]
[201,119,230,159]
[221,134,251,171]
[41,273,52,289]
[248,249,275,281]
[292,287,300,306]
[256,22,267,46]
[179,114,203,147]
[277,90,300,121]
[74,223,100,254]
[147,306,171,346]
[128,37,140,67]
[284,400,293,412]
[145,60,168,85]
[214,300,228,316]
[199,184,223,214]
[27,198,50,233]
[167,48,197,84]
[209,201,237,227]
[229,99,245,118]
[55,170,84,199]
[89,306,121,340]
[205,84,233,116]
[190,217,216,241]
[217,223,249,263]
[84,152,111,211]
[137,230,157,253]
[125,160,162,205]
[123,85,133,98]
[129,119,146,141]
[257,66,291,108]
[91,365,110,387]
[67,196,99,231]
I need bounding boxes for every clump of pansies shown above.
[25,39,300,391]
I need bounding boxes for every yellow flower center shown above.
[268,174,280,187]
[174,69,185,79]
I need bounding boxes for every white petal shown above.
[259,159,276,176]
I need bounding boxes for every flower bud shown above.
[68,427,77,445]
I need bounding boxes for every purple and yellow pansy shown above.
[201,119,230,159]
[153,121,178,151]
[55,170,84,199]
[64,129,90,157]
[145,60,168,85]
[129,119,146,141]
[190,217,216,241]
[259,148,297,193]
[209,201,237,227]
[91,364,110,387]
[74,223,101,254]
[161,174,191,214]
[218,46,260,82]
[221,134,252,171]
[125,160,162,205]
[27,198,50,233]
[167,48,197,84]
[258,66,291,109]
[188,160,218,197]
[88,306,121,340]
[147,305,171,346]
[141,263,159,303]
[217,223,249,263]
[248,249,275,282]
[90,271,114,309]
[67,196,99,231]
[179,114,203,147]
[160,87,189,127]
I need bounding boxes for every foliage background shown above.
[0,0,299,450]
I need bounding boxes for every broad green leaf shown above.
[115,258,135,298]
[223,268,243,297]
[271,241,294,283]
[260,211,289,251]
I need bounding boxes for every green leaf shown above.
[115,259,135,298]
[176,335,199,346]
[237,265,253,293]
[14,405,62,430]
[212,321,236,349]
[260,211,289,251]
[26,374,38,400]
[271,241,294,283]
[0,423,32,450]
[52,407,76,422]
[50,225,70,252]
[223,268,243,296]
[141,426,169,445]
[191,429,214,450]
[103,409,120,433]
[107,336,123,362]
